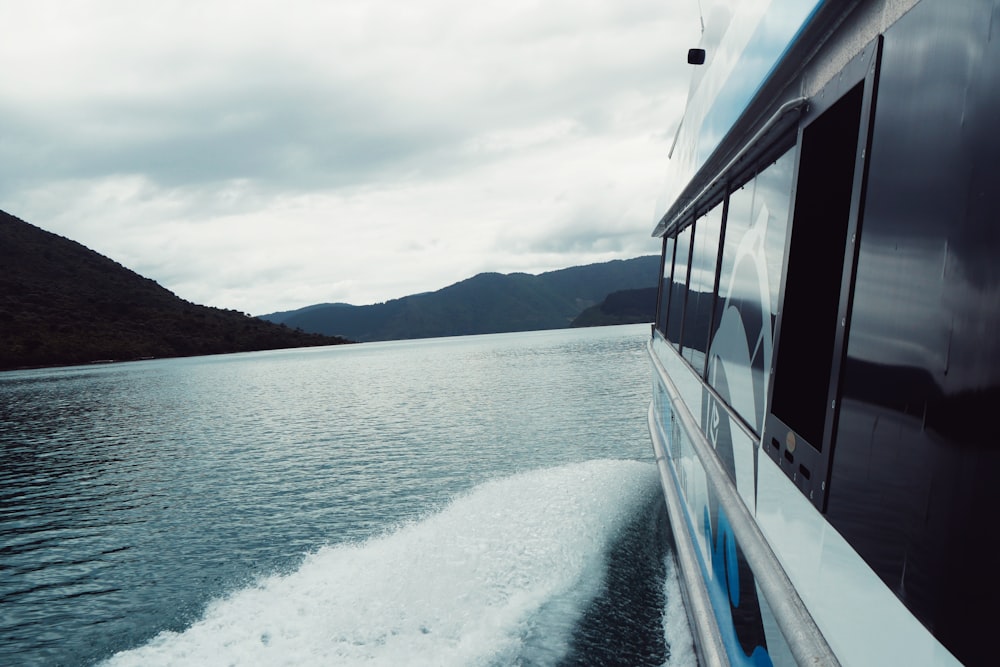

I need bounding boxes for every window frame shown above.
[763,37,883,512]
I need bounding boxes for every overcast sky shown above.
[1,0,699,315]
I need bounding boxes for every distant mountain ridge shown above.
[0,210,350,371]
[260,256,660,341]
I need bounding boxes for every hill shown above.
[260,256,660,341]
[0,210,351,371]
[569,287,657,327]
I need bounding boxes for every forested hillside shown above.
[0,211,350,370]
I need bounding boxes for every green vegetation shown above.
[260,257,660,341]
[0,210,351,371]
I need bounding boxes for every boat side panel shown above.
[652,335,792,666]
[755,450,962,666]
[824,0,1000,663]
[651,1,998,665]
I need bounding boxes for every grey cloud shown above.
[2,1,690,196]
[1,84,460,195]
[2,0,691,314]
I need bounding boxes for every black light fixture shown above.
[688,48,706,65]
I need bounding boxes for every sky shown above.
[1,0,700,315]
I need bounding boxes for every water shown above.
[0,324,694,666]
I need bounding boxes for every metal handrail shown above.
[649,403,730,667]
[647,339,840,666]
[655,96,808,238]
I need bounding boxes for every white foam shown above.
[661,553,696,666]
[103,460,664,666]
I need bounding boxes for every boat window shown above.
[714,180,755,344]
[666,224,693,349]
[753,151,797,333]
[656,236,676,336]
[707,147,796,432]
[682,203,724,374]
[771,83,864,451]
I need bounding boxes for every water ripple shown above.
[1,325,663,666]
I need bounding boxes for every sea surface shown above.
[0,324,694,666]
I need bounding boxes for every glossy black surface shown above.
[826,1,1000,663]
[772,83,862,452]
[764,36,882,513]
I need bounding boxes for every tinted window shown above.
[707,148,796,431]
[682,204,724,372]
[771,83,863,450]
[656,236,676,335]
[666,225,692,348]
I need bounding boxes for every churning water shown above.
[0,324,694,666]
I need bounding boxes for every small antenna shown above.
[697,0,705,34]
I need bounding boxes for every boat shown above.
[646,1,999,665]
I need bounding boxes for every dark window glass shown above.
[771,83,863,450]
[682,203,724,372]
[656,236,676,335]
[666,225,692,347]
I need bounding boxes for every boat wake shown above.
[102,459,691,666]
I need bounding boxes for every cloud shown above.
[1,0,698,314]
